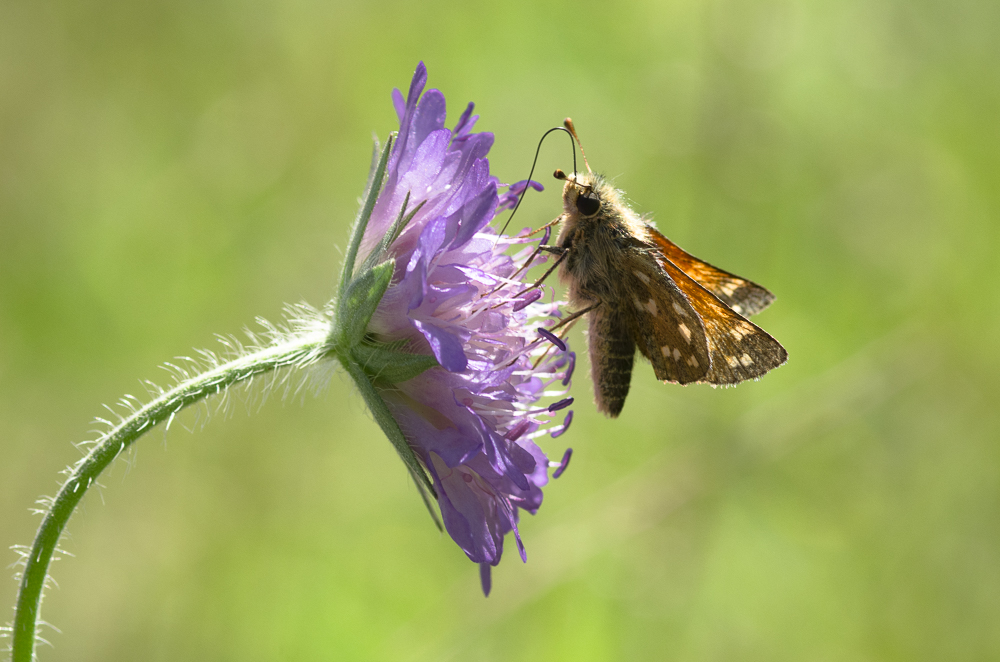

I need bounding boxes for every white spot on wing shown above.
[730,322,755,340]
[645,298,658,316]
[686,355,699,367]
[740,353,754,366]
[661,345,671,357]
[678,322,692,343]
[726,356,739,368]
[672,302,687,316]
[672,348,681,361]
[719,281,739,297]
[634,270,651,284]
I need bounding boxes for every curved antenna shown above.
[496,125,578,238]
[562,118,592,173]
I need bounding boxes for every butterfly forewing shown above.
[653,245,787,384]
[621,250,711,385]
[646,226,775,317]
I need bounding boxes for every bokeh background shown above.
[2,0,998,659]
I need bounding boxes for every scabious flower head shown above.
[352,62,574,595]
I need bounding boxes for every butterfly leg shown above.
[527,215,564,236]
[486,244,569,309]
[507,247,568,301]
[486,220,567,297]
[549,300,599,332]
[507,230,566,281]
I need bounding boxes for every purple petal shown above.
[413,319,468,372]
[452,181,500,248]
[406,62,428,114]
[497,180,542,210]
[496,194,518,211]
[447,133,494,191]
[403,214,449,308]
[400,129,451,199]
[480,563,492,597]
[430,455,500,564]
[411,90,448,150]
[508,179,544,195]
[514,523,527,563]
[454,102,477,137]
[392,88,406,124]
[476,418,531,491]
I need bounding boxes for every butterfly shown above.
[549,120,787,417]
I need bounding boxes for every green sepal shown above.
[339,357,438,501]
[334,259,394,351]
[339,134,394,297]
[410,470,444,532]
[360,194,426,274]
[352,341,439,384]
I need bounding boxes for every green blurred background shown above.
[2,0,998,659]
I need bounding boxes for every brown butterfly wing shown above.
[650,241,787,385]
[646,226,775,317]
[618,250,712,386]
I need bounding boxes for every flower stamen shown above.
[537,327,567,352]
[552,448,573,478]
[547,397,574,412]
[550,411,573,439]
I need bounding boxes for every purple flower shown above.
[354,63,573,595]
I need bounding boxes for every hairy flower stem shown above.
[10,330,330,662]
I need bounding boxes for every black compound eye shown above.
[576,191,601,216]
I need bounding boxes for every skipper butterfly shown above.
[549,119,787,417]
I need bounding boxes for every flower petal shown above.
[413,318,468,372]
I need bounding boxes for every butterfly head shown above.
[555,169,604,219]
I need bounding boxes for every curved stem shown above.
[10,330,331,662]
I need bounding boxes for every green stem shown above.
[10,330,330,662]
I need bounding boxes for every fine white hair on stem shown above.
[71,302,332,463]
[7,301,336,651]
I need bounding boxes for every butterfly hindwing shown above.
[646,226,775,317]
[652,244,787,385]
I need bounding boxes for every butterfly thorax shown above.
[555,173,651,305]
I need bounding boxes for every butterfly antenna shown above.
[496,125,578,238]
[563,118,592,174]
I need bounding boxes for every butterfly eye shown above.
[576,191,601,216]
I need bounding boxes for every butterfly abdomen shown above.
[588,308,635,418]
